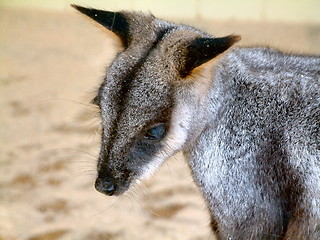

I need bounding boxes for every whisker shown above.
[91,197,121,216]
[50,98,98,109]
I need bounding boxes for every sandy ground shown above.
[0,7,319,240]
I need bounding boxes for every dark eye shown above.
[144,123,166,141]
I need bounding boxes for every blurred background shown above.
[1,1,319,240]
[1,0,320,23]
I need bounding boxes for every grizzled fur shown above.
[73,5,320,239]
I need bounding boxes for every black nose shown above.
[95,177,115,196]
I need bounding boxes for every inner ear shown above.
[180,35,241,77]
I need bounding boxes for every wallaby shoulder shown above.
[207,46,320,150]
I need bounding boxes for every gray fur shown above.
[187,48,320,239]
[73,5,320,239]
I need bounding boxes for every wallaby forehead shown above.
[102,58,173,111]
[99,51,174,142]
[100,22,180,100]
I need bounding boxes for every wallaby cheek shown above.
[166,100,194,147]
[138,104,194,181]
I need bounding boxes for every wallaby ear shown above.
[180,35,241,77]
[71,5,130,48]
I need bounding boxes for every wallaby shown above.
[72,5,320,239]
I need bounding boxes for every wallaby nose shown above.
[95,176,115,196]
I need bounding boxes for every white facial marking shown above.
[138,100,193,181]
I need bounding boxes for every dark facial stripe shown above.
[103,27,175,164]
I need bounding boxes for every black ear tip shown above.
[70,4,80,10]
[71,4,88,13]
[71,4,95,16]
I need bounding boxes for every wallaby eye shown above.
[144,123,166,141]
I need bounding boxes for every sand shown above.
[1,7,319,240]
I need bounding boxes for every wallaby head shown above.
[72,5,240,196]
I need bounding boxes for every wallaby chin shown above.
[73,5,320,239]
